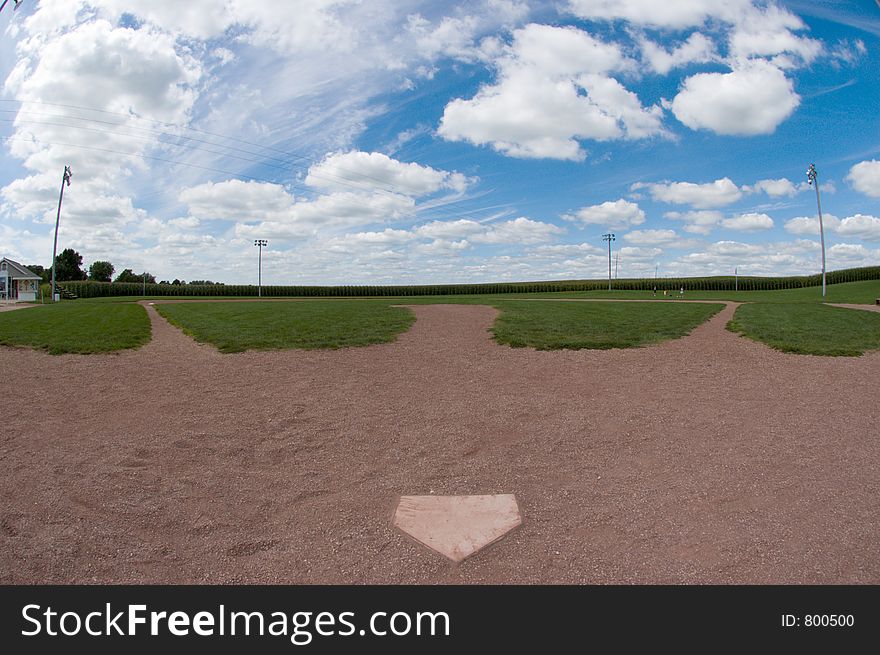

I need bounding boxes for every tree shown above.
[88,260,114,282]
[114,269,156,284]
[54,248,87,281]
[26,264,50,284]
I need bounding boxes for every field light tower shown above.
[602,233,615,291]
[50,165,72,303]
[806,163,826,298]
[254,239,267,297]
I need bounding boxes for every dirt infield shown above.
[1,302,878,583]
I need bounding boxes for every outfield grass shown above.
[155,300,415,353]
[490,300,724,350]
[727,303,880,356]
[0,302,150,354]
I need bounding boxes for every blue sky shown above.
[1,0,879,284]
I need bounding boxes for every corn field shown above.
[60,266,880,299]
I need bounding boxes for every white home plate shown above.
[392,494,521,562]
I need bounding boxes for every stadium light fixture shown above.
[254,239,268,297]
[806,163,826,298]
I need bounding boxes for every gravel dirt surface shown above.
[1,300,878,583]
[0,303,39,313]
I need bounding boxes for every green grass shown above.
[155,300,416,353]
[0,302,150,354]
[727,303,880,356]
[490,300,724,350]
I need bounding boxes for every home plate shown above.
[392,494,521,562]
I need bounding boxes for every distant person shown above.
[652,286,657,297]
[680,286,684,297]
[663,289,667,297]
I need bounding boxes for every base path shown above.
[1,301,878,584]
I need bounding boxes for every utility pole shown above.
[254,239,267,297]
[614,250,620,280]
[602,233,615,291]
[806,163,826,298]
[50,165,72,303]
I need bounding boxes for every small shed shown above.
[0,258,42,302]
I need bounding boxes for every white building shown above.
[0,258,42,302]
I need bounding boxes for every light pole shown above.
[254,239,267,297]
[50,165,72,303]
[602,233,615,291]
[806,163,826,298]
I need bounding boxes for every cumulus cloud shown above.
[472,217,566,244]
[180,180,296,222]
[743,178,808,198]
[846,160,880,198]
[721,212,774,231]
[566,0,743,29]
[563,199,646,229]
[438,23,666,160]
[670,60,800,136]
[835,214,880,242]
[664,210,724,235]
[635,178,742,209]
[181,179,417,238]
[783,214,841,236]
[305,151,471,196]
[638,33,718,75]
[622,229,678,245]
[727,2,822,66]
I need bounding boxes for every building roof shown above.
[0,258,42,280]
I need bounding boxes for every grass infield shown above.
[0,302,150,354]
[154,300,416,353]
[727,303,880,356]
[490,300,724,350]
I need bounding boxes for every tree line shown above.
[29,248,216,287]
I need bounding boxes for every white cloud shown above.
[827,243,880,269]
[721,212,774,231]
[305,150,471,196]
[728,3,822,66]
[415,219,485,240]
[636,178,742,209]
[180,180,295,222]
[846,160,880,198]
[743,177,808,198]
[566,0,743,29]
[622,229,678,245]
[783,214,841,236]
[472,217,566,244]
[639,33,717,75]
[438,23,665,160]
[531,243,603,257]
[563,199,646,229]
[835,214,880,242]
[664,210,724,235]
[671,60,800,136]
